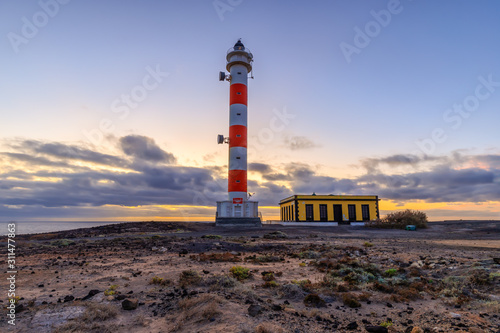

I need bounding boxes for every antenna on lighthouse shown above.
[219,71,226,81]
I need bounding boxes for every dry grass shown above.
[178,270,202,287]
[255,322,285,333]
[172,294,224,331]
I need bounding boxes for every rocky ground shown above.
[1,221,499,333]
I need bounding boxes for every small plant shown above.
[303,294,326,308]
[205,275,238,290]
[363,241,373,247]
[384,268,398,277]
[299,262,307,267]
[342,293,361,308]
[262,272,275,281]
[230,266,250,281]
[179,270,202,287]
[263,231,288,239]
[298,250,321,259]
[150,276,170,286]
[380,320,393,328]
[201,234,222,239]
[263,280,279,288]
[104,284,118,296]
[291,279,312,291]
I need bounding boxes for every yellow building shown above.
[279,194,379,223]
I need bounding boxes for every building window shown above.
[348,204,356,222]
[237,113,241,115]
[306,204,314,221]
[236,157,240,159]
[319,204,327,221]
[362,205,370,221]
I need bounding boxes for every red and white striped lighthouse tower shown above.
[216,40,260,226]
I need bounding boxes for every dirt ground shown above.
[1,221,499,333]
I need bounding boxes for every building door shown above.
[319,204,327,221]
[333,205,342,222]
[348,204,356,222]
[305,204,314,221]
[361,204,370,221]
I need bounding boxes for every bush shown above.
[150,276,170,286]
[303,294,326,308]
[179,270,202,287]
[230,266,250,281]
[384,268,398,277]
[342,293,361,308]
[366,209,428,229]
[262,280,279,288]
[205,275,238,290]
[201,234,222,239]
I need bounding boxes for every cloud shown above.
[17,140,126,167]
[119,135,176,163]
[361,154,445,173]
[1,137,500,220]
[248,162,273,174]
[284,136,319,150]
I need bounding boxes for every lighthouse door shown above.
[234,205,242,217]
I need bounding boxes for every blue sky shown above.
[1,0,499,221]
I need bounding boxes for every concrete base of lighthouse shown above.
[215,200,262,227]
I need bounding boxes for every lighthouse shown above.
[216,40,261,227]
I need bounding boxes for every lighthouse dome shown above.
[234,39,245,50]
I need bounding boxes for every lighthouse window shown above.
[237,92,241,95]
[236,157,241,159]
[237,72,242,75]
[236,113,241,115]
[236,135,241,137]
[236,180,240,183]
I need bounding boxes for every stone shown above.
[248,304,262,317]
[122,298,138,310]
[450,312,461,318]
[31,306,86,330]
[346,321,358,330]
[81,289,100,301]
[63,295,74,302]
[411,327,424,333]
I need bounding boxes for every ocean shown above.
[0,221,126,235]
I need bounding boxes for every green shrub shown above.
[150,276,170,286]
[230,266,250,281]
[380,320,393,328]
[298,250,321,259]
[263,280,279,288]
[104,284,118,296]
[384,268,398,277]
[366,209,428,229]
[363,242,373,248]
[201,234,222,239]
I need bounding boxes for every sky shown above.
[1,0,499,222]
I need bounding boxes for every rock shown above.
[31,306,86,330]
[411,327,424,333]
[271,304,282,311]
[346,321,358,330]
[450,312,461,318]
[179,249,188,255]
[386,302,393,308]
[493,258,500,264]
[365,326,388,333]
[468,328,485,333]
[122,298,138,310]
[116,294,127,301]
[248,304,262,317]
[63,295,74,302]
[38,284,44,288]
[82,289,100,301]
